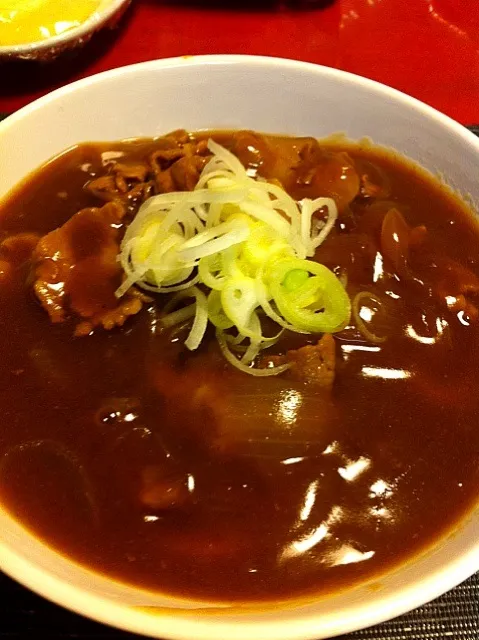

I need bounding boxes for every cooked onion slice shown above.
[352,291,387,344]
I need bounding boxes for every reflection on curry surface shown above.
[0,129,479,602]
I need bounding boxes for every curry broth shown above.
[0,131,478,602]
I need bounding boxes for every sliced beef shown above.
[261,333,336,387]
[86,162,153,208]
[149,138,211,194]
[32,201,144,335]
[1,232,41,264]
[294,148,360,212]
[286,333,336,386]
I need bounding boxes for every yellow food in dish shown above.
[0,0,101,46]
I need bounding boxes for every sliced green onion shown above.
[161,303,196,328]
[116,139,348,376]
[207,290,234,330]
[221,275,259,337]
[282,269,309,293]
[267,258,351,334]
[162,287,208,350]
[198,254,226,291]
[254,272,308,334]
[216,330,290,377]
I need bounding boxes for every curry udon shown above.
[0,130,478,601]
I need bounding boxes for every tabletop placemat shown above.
[0,571,478,639]
[0,113,477,639]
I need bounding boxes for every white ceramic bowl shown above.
[0,55,478,640]
[0,0,131,61]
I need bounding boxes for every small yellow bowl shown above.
[0,0,131,61]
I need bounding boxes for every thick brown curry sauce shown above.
[0,130,478,602]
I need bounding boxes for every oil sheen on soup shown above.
[0,129,478,602]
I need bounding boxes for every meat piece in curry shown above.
[31,200,146,336]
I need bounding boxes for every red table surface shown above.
[0,0,478,124]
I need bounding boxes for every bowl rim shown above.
[0,0,130,56]
[0,54,479,640]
